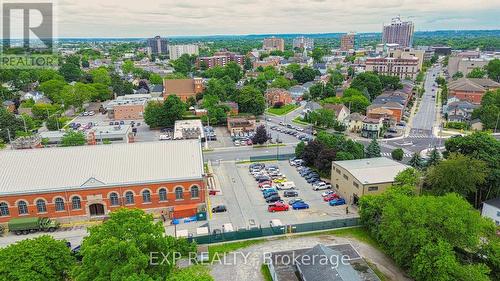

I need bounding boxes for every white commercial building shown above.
[482,198,500,226]
[168,44,199,60]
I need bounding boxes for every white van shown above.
[270,219,283,228]
[278,181,295,190]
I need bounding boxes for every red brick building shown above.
[265,88,293,106]
[196,52,244,69]
[163,78,204,101]
[0,141,206,223]
[448,78,500,104]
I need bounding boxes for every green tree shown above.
[59,83,95,109]
[224,62,242,82]
[472,89,500,129]
[342,94,370,113]
[0,107,24,142]
[122,60,135,74]
[350,72,382,100]
[306,109,335,128]
[144,95,186,128]
[393,167,421,188]
[295,141,305,158]
[244,57,253,71]
[426,153,488,199]
[408,152,424,170]
[486,58,500,82]
[149,73,163,85]
[329,70,344,86]
[467,67,486,78]
[365,138,381,158]
[234,86,265,116]
[90,67,111,85]
[269,76,291,89]
[452,71,464,79]
[0,235,75,281]
[252,125,269,144]
[59,62,82,82]
[72,208,195,281]
[426,147,442,167]
[38,79,67,102]
[379,75,403,90]
[391,148,404,161]
[61,131,86,146]
[311,47,325,63]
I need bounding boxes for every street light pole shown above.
[494,112,500,134]
[0,128,13,149]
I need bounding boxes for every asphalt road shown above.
[409,65,441,136]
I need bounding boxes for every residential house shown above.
[367,102,404,123]
[343,112,366,133]
[150,84,164,97]
[163,78,204,101]
[222,101,239,115]
[361,117,383,138]
[2,100,15,113]
[323,104,350,122]
[289,85,307,99]
[444,101,478,122]
[265,88,293,106]
[482,198,500,226]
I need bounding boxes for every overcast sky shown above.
[8,0,500,38]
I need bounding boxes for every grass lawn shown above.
[292,116,310,126]
[208,239,265,261]
[297,226,382,251]
[260,264,273,281]
[267,104,298,116]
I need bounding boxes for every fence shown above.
[189,217,360,245]
[249,153,296,162]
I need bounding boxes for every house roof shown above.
[333,157,408,185]
[345,112,366,122]
[468,78,500,88]
[484,197,500,209]
[0,140,204,195]
[151,84,164,93]
[164,79,196,94]
[323,104,349,116]
[448,78,488,92]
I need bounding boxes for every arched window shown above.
[18,201,28,215]
[109,193,119,206]
[125,191,134,204]
[71,196,81,210]
[142,190,151,203]
[36,199,47,213]
[191,186,199,198]
[0,203,9,216]
[175,187,183,200]
[54,198,65,211]
[158,188,167,201]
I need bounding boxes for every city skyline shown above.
[20,0,500,38]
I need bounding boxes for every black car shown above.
[284,190,298,197]
[212,205,227,213]
[249,163,265,171]
[304,173,319,180]
[307,177,321,183]
[257,176,271,183]
[266,195,282,203]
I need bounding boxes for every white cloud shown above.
[51,0,500,37]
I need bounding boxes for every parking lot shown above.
[208,160,357,230]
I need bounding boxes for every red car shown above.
[323,193,340,202]
[259,181,272,188]
[268,202,289,212]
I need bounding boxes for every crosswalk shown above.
[381,152,413,158]
[407,135,432,139]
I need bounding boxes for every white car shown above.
[321,190,335,197]
[313,182,331,191]
[278,181,295,190]
[159,134,170,141]
[88,111,95,116]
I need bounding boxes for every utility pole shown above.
[494,112,500,134]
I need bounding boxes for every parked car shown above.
[258,181,272,188]
[212,205,227,213]
[328,198,346,206]
[265,195,282,203]
[292,201,310,210]
[313,182,332,191]
[321,190,335,197]
[288,198,303,205]
[263,191,279,198]
[306,177,321,184]
[284,190,299,197]
[323,193,340,202]
[268,202,289,212]
[278,181,295,190]
[256,176,271,183]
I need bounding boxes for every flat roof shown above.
[333,157,408,185]
[0,140,204,195]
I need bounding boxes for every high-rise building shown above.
[292,36,314,50]
[147,36,168,56]
[340,32,356,51]
[263,37,285,52]
[382,16,414,48]
[168,44,199,60]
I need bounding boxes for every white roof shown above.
[0,140,204,195]
[333,157,408,185]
